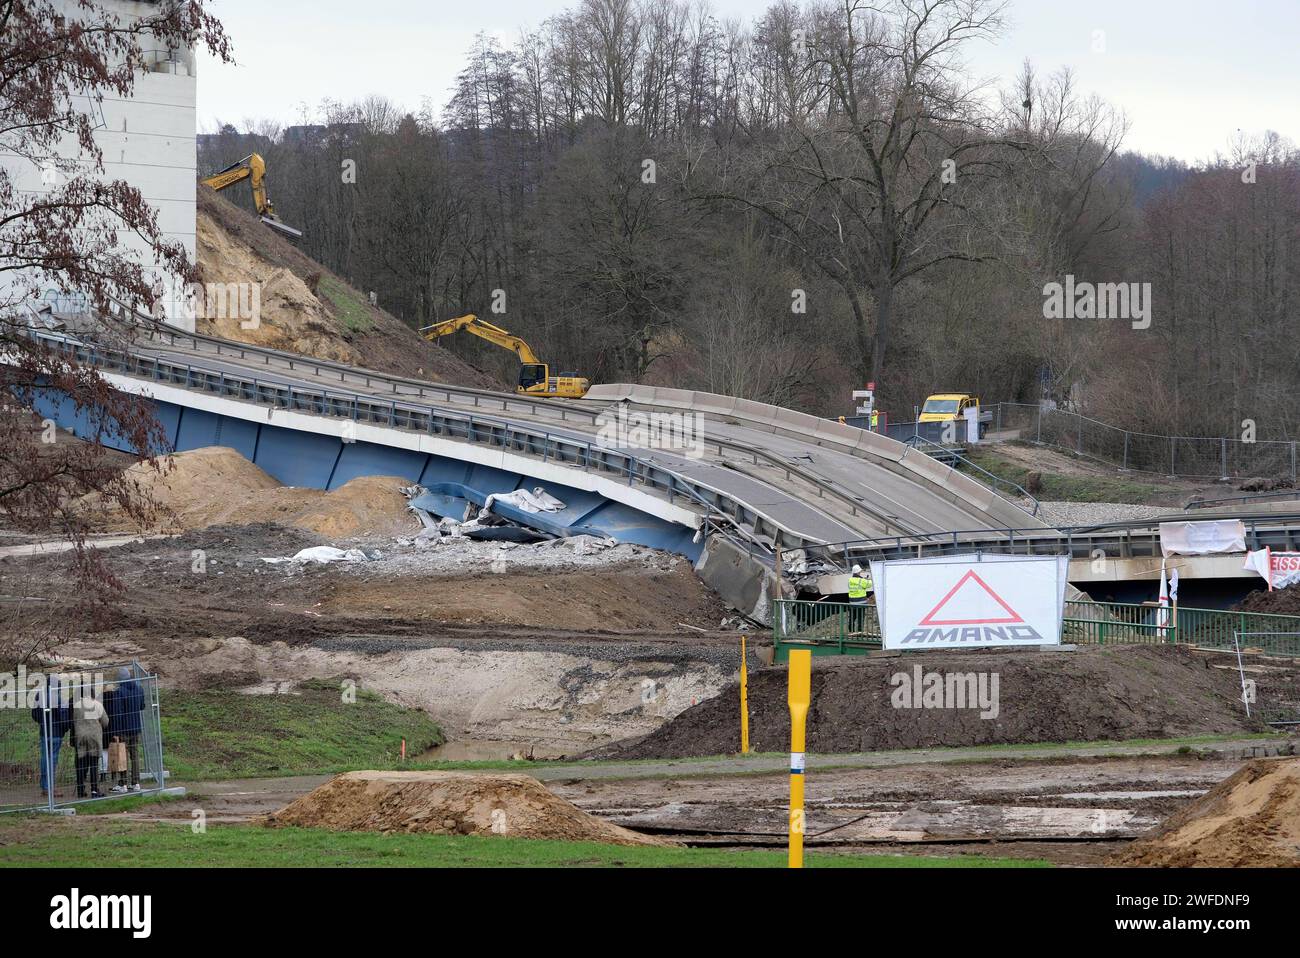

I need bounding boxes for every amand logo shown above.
[901,570,1043,644]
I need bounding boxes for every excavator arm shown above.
[200,153,303,239]
[421,315,543,364]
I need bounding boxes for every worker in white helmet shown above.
[847,564,873,633]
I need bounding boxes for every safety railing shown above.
[809,515,1300,569]
[141,327,935,535]
[772,600,882,660]
[905,434,1040,516]
[772,598,1300,658]
[1185,490,1300,510]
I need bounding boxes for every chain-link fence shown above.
[1,662,165,813]
[990,402,1298,481]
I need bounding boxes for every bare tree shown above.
[712,0,1030,397]
[0,0,229,660]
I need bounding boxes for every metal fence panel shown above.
[1232,634,1300,726]
[1,665,165,814]
[773,598,1300,658]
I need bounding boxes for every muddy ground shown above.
[7,513,1298,863]
[2,522,744,754]
[109,744,1286,866]
[4,523,730,646]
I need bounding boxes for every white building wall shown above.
[0,0,198,330]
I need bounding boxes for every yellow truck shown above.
[919,394,990,438]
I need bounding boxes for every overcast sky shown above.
[194,0,1299,163]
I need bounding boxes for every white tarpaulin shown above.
[262,546,368,565]
[869,553,1069,650]
[1243,548,1300,591]
[482,487,566,517]
[1159,520,1246,556]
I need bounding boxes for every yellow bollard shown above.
[740,634,750,754]
[787,648,811,868]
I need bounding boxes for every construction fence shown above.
[0,662,167,814]
[1232,634,1300,727]
[772,598,1300,661]
[989,402,1297,482]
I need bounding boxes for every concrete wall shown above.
[0,1,197,329]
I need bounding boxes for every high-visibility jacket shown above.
[847,575,872,600]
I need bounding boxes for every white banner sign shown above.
[870,554,1069,650]
[1243,548,1300,591]
[1159,520,1246,557]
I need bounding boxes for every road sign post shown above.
[787,649,811,868]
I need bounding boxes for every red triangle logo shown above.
[918,570,1024,626]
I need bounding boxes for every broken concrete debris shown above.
[400,483,569,547]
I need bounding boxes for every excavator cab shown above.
[519,363,548,391]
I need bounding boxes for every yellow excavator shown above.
[200,153,303,238]
[420,314,590,398]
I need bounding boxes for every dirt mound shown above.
[197,187,500,389]
[267,770,670,846]
[597,644,1269,760]
[326,565,726,631]
[1114,758,1300,867]
[90,446,416,537]
[1233,587,1300,617]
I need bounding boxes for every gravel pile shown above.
[1035,501,1176,528]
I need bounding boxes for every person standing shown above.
[106,667,145,792]
[32,673,71,798]
[847,564,874,633]
[71,682,109,799]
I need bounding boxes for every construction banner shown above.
[870,554,1069,650]
[1159,519,1246,557]
[1243,548,1300,591]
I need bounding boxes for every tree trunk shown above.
[872,278,893,391]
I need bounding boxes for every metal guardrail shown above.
[1185,490,1300,510]
[809,513,1300,570]
[904,434,1040,516]
[773,598,1300,658]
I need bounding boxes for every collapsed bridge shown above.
[26,324,1047,619]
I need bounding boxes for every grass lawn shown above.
[161,679,443,780]
[0,819,1050,868]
